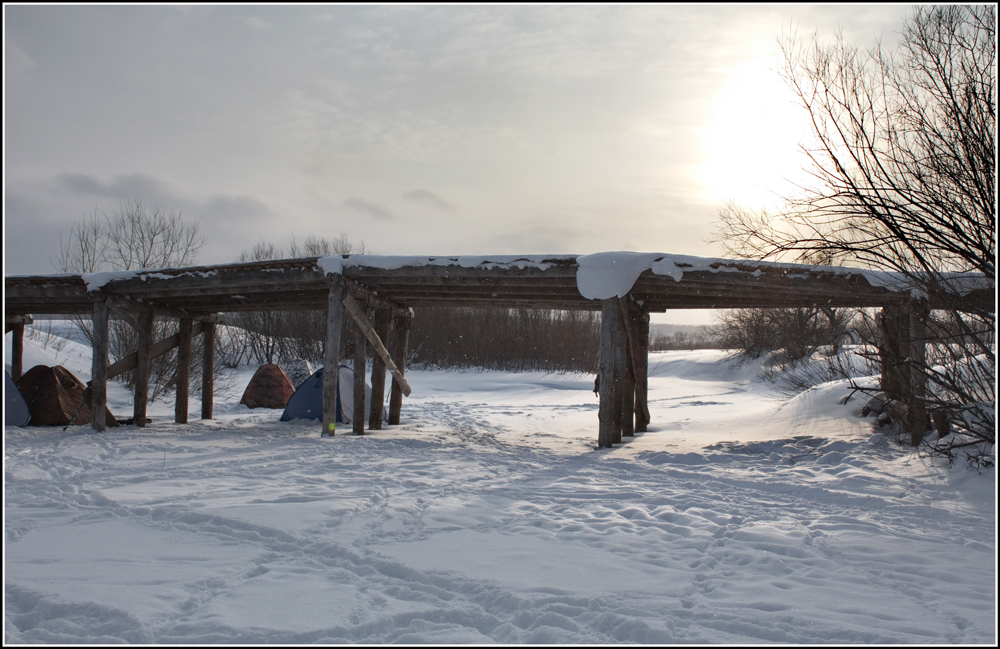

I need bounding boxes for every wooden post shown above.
[634,310,650,432]
[175,317,192,424]
[322,282,345,436]
[878,303,909,400]
[133,311,154,427]
[11,323,25,382]
[617,298,651,430]
[107,321,204,380]
[908,300,929,446]
[92,300,109,432]
[201,319,216,420]
[369,308,391,430]
[342,294,412,396]
[598,299,619,448]
[612,301,627,444]
[388,312,411,425]
[353,303,368,435]
[619,301,635,438]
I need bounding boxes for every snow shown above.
[316,254,565,277]
[576,252,664,299]
[66,252,988,308]
[5,324,996,644]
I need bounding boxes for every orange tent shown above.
[240,364,296,409]
[16,365,118,427]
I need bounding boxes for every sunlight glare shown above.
[702,59,812,210]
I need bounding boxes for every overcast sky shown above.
[4,5,908,321]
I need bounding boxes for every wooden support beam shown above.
[133,311,155,427]
[612,301,627,444]
[908,300,930,446]
[343,277,410,316]
[175,317,193,424]
[322,282,345,436]
[105,297,147,335]
[388,312,411,425]
[6,314,33,335]
[107,321,204,379]
[91,300,109,432]
[103,293,200,322]
[369,308,391,430]
[10,323,25,382]
[342,293,412,397]
[878,303,909,400]
[617,297,651,430]
[201,319,216,419]
[598,299,619,448]
[633,310,650,432]
[353,303,367,435]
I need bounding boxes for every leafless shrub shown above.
[55,199,210,402]
[712,6,994,465]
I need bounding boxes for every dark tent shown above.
[5,371,31,427]
[16,365,118,428]
[240,364,296,409]
[280,365,386,424]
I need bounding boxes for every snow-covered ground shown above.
[4,323,996,643]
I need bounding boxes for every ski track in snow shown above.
[4,334,996,644]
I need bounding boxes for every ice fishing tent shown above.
[16,365,118,428]
[5,371,31,427]
[280,365,386,424]
[240,363,296,409]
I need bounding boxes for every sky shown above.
[4,5,909,323]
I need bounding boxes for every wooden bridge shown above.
[5,253,992,447]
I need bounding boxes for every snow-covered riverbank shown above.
[4,325,995,643]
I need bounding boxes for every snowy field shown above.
[4,323,996,644]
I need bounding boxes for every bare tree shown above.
[223,234,367,366]
[56,199,207,402]
[713,6,995,464]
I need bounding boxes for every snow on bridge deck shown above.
[6,251,991,317]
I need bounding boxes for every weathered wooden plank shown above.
[133,311,155,427]
[908,300,930,446]
[878,303,910,400]
[175,317,193,424]
[107,321,204,379]
[106,297,146,335]
[598,299,618,449]
[611,301,627,445]
[91,300,109,432]
[388,312,411,425]
[369,308,391,430]
[633,310,650,432]
[617,297,651,427]
[201,320,216,419]
[11,323,24,381]
[322,282,345,436]
[353,305,367,435]
[342,293,413,397]
[343,277,409,315]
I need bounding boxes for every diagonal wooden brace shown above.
[342,293,412,397]
[107,321,205,379]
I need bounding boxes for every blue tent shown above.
[5,371,31,427]
[280,365,386,424]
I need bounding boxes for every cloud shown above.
[243,16,270,30]
[3,171,284,272]
[5,41,36,75]
[55,172,177,206]
[343,197,394,220]
[402,189,456,212]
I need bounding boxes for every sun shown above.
[702,58,813,210]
